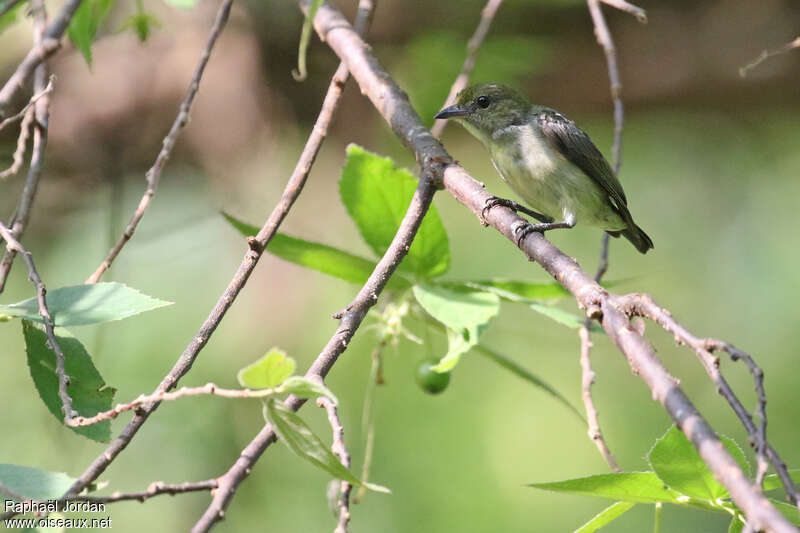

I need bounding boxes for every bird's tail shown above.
[607,223,654,254]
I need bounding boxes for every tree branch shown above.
[318,397,352,533]
[1,479,217,518]
[74,480,218,504]
[61,0,375,513]
[0,0,52,293]
[616,293,797,507]
[0,222,75,421]
[192,173,437,533]
[0,75,53,134]
[282,2,796,530]
[67,382,302,427]
[0,0,82,118]
[85,0,232,283]
[578,0,646,472]
[57,0,237,500]
[430,0,503,139]
[578,325,620,471]
[1,0,52,286]
[740,36,800,78]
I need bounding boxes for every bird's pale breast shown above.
[488,124,626,231]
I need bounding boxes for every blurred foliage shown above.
[0,0,25,35]
[394,31,549,126]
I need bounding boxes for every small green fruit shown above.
[415,358,451,394]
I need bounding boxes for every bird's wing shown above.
[536,108,629,211]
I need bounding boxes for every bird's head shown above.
[434,83,531,141]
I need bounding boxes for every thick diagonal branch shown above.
[289,2,795,531]
[191,174,438,533]
[60,0,236,500]
[61,0,375,513]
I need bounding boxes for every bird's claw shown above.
[480,196,502,226]
[513,221,536,246]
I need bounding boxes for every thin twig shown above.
[58,0,370,516]
[0,0,82,118]
[187,5,380,529]
[615,293,796,508]
[578,325,620,472]
[577,0,644,471]
[75,480,218,504]
[0,106,33,181]
[1,479,216,519]
[0,222,75,421]
[85,0,231,283]
[600,0,647,23]
[740,37,800,78]
[68,382,294,427]
[288,2,796,530]
[52,0,236,503]
[0,75,53,134]
[318,397,352,533]
[430,0,503,139]
[0,0,52,293]
[193,175,437,533]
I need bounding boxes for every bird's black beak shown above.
[434,105,470,120]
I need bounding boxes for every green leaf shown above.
[67,0,115,66]
[0,282,171,326]
[529,302,592,330]
[413,283,499,334]
[771,499,800,526]
[237,348,295,389]
[0,0,26,35]
[459,279,570,301]
[280,376,338,405]
[648,425,749,501]
[529,472,684,504]
[574,501,636,533]
[431,326,478,373]
[222,213,411,290]
[23,321,115,442]
[340,145,450,279]
[265,400,390,493]
[761,469,800,492]
[120,12,161,42]
[163,0,198,8]
[473,344,584,422]
[728,515,745,533]
[292,0,323,81]
[413,283,499,372]
[0,464,77,501]
[443,280,599,332]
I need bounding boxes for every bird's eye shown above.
[476,95,490,108]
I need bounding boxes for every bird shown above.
[434,83,653,253]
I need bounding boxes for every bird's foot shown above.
[513,220,575,246]
[480,196,552,226]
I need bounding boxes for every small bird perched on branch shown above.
[434,83,653,253]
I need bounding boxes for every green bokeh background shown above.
[1,0,799,531]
